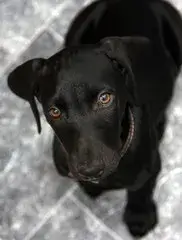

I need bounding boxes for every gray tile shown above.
[0,0,90,65]
[0,47,10,74]
[0,141,75,240]
[51,0,93,38]
[38,0,88,20]
[20,30,62,62]
[73,188,132,240]
[149,170,182,240]
[0,145,12,173]
[0,74,26,173]
[0,0,44,54]
[31,197,115,240]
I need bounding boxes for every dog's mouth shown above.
[67,163,103,184]
[68,172,100,184]
[68,105,135,184]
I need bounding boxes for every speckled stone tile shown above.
[19,30,62,62]
[0,47,10,75]
[0,0,85,71]
[50,0,93,38]
[73,188,131,239]
[35,0,89,21]
[0,0,43,55]
[31,197,116,240]
[0,136,75,239]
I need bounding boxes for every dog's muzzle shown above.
[68,106,135,184]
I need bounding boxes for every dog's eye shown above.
[98,92,113,105]
[49,106,61,119]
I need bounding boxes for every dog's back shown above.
[65,0,182,71]
[151,0,182,69]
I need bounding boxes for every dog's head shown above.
[8,37,150,183]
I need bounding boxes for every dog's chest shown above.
[96,164,150,190]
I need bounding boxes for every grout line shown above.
[83,0,96,6]
[70,194,123,240]
[23,184,78,240]
[48,27,64,44]
[1,0,73,77]
[0,149,21,179]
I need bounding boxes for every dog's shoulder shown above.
[65,0,155,46]
[65,0,107,46]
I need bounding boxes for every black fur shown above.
[7,0,182,237]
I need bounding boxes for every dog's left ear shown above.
[99,36,152,105]
[7,58,48,133]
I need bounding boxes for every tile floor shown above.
[1,0,182,239]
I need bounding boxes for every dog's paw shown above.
[123,200,158,237]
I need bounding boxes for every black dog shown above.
[7,0,182,237]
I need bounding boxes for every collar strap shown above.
[119,106,135,158]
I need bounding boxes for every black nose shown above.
[78,166,104,179]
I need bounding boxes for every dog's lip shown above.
[81,177,100,184]
[68,172,100,184]
[68,172,74,178]
[89,179,100,184]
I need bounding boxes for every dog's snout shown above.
[78,166,104,179]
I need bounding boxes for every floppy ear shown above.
[7,58,47,134]
[99,36,153,105]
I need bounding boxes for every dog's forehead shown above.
[44,47,123,105]
[56,48,116,86]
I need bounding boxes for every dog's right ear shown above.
[7,58,47,134]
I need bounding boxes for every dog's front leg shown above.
[123,151,161,237]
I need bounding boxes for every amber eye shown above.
[98,92,112,104]
[49,106,61,119]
